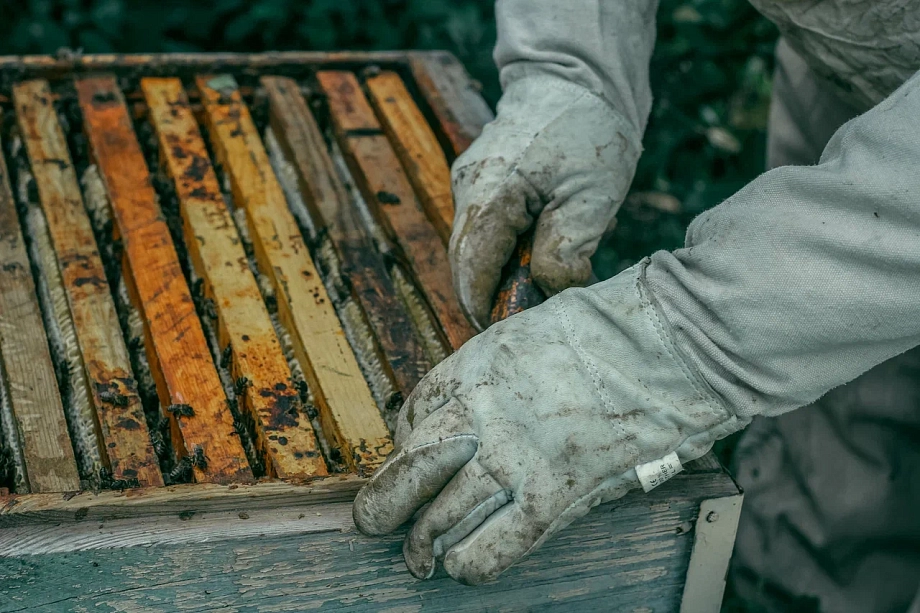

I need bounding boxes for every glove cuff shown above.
[550,261,750,468]
[496,74,644,164]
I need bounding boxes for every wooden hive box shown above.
[0,52,741,613]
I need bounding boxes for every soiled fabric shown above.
[728,40,920,613]
[748,0,920,110]
[355,261,749,584]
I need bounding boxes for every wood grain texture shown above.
[0,473,739,612]
[365,70,454,246]
[14,80,163,488]
[409,51,494,161]
[142,77,328,480]
[318,71,474,351]
[76,75,252,485]
[196,74,391,475]
[0,451,723,527]
[0,51,410,94]
[262,76,430,402]
[0,476,364,529]
[0,129,79,494]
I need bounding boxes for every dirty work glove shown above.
[446,0,661,331]
[353,261,749,585]
[449,77,642,330]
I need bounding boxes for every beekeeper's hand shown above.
[353,263,748,584]
[448,1,659,329]
[355,67,920,584]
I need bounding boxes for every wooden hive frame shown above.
[0,51,741,613]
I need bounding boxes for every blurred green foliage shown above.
[0,2,777,274]
[0,0,503,101]
[595,0,778,278]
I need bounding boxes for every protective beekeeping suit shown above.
[353,2,920,610]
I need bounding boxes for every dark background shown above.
[0,0,778,281]
[1,3,777,609]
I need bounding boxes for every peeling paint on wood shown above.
[0,52,740,613]
[0,474,736,612]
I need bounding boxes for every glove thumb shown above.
[450,156,536,330]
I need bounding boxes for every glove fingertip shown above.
[531,227,595,296]
[530,251,591,297]
[352,485,394,536]
[352,428,479,538]
[450,224,512,331]
[403,534,437,580]
[450,172,534,329]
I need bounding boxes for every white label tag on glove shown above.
[635,452,683,493]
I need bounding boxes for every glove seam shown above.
[635,259,736,422]
[550,297,628,439]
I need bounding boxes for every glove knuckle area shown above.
[354,400,478,536]
[530,236,592,295]
[509,153,629,296]
[442,503,550,585]
[395,354,465,443]
[511,86,641,194]
[530,194,618,293]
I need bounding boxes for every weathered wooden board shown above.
[14,80,163,488]
[366,70,454,246]
[0,452,724,525]
[0,476,363,526]
[76,75,252,485]
[196,74,391,475]
[262,76,430,404]
[318,71,474,351]
[409,52,493,161]
[142,77,328,480]
[0,473,738,613]
[0,130,79,494]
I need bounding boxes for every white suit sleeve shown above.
[494,0,659,136]
[644,70,920,419]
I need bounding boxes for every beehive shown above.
[0,52,741,613]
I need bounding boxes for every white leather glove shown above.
[353,262,748,584]
[448,0,658,330]
[449,78,642,329]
